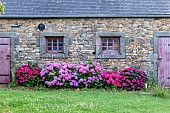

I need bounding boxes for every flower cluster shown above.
[40,62,104,88]
[15,63,41,87]
[76,62,103,88]
[118,67,148,91]
[102,70,122,87]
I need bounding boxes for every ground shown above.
[0,85,170,113]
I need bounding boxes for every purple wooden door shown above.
[158,37,170,87]
[0,38,10,83]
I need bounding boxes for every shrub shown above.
[119,67,148,91]
[15,63,41,87]
[102,70,122,89]
[40,62,104,88]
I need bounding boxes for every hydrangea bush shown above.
[101,67,148,91]
[118,67,148,91]
[15,63,41,87]
[40,61,104,88]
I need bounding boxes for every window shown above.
[46,37,64,53]
[40,32,69,58]
[95,32,126,58]
[101,37,120,54]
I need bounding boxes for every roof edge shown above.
[0,14,170,18]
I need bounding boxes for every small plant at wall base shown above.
[151,86,168,98]
[146,71,157,90]
[8,66,19,87]
[15,63,41,87]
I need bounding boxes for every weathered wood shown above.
[158,37,170,87]
[0,38,10,83]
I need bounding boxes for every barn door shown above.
[0,38,10,83]
[158,37,170,87]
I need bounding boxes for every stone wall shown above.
[0,18,169,74]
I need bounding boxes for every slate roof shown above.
[1,0,170,18]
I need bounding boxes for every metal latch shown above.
[157,58,162,60]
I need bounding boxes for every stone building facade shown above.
[0,18,167,76]
[1,0,170,85]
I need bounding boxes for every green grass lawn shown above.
[0,88,169,113]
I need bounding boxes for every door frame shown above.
[153,31,170,85]
[0,32,18,82]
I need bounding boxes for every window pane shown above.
[114,38,119,43]
[102,39,107,42]
[59,43,63,46]
[53,47,58,51]
[102,43,107,46]
[108,43,113,46]
[48,39,52,42]
[108,39,113,42]
[59,47,63,50]
[102,47,107,50]
[114,42,119,51]
[48,43,52,46]
[59,39,63,43]
[48,47,52,51]
[53,43,57,46]
[114,43,119,47]
[114,47,119,51]
[53,39,57,42]
[108,47,113,50]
